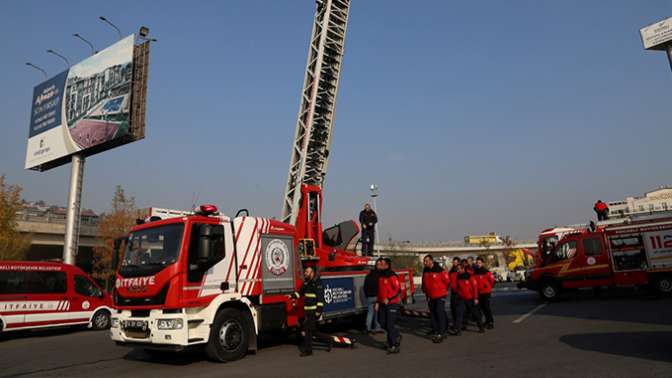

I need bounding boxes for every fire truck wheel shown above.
[654,276,672,295]
[539,281,559,301]
[206,308,250,362]
[91,310,111,330]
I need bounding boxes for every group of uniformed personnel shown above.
[291,255,496,356]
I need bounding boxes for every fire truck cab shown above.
[524,212,672,300]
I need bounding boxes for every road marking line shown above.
[513,302,548,324]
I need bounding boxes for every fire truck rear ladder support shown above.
[282,0,351,225]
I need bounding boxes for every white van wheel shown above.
[92,310,111,330]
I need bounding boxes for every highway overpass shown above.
[16,215,102,271]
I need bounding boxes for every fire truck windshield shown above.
[119,224,184,277]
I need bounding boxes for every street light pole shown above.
[25,62,48,79]
[667,44,672,73]
[369,184,381,256]
[46,49,70,68]
[73,33,97,55]
[99,16,122,40]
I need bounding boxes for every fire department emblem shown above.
[586,257,596,266]
[324,285,333,304]
[265,239,289,276]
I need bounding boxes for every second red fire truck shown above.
[523,211,672,300]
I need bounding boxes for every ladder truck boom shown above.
[282,0,351,225]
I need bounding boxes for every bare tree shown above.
[0,175,31,260]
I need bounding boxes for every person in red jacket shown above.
[473,257,495,329]
[421,255,450,342]
[448,262,484,335]
[448,257,460,327]
[376,258,402,354]
[594,200,609,221]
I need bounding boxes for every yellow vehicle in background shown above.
[464,232,502,245]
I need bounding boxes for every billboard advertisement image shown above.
[25,35,147,171]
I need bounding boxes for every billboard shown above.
[25,34,148,171]
[640,16,672,50]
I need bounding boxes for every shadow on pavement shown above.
[121,330,323,365]
[560,331,672,363]
[536,291,672,326]
[0,326,96,342]
[123,347,206,365]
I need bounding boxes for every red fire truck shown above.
[111,1,415,362]
[522,212,672,300]
[109,187,414,362]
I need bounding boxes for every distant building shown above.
[608,187,672,217]
[18,201,99,226]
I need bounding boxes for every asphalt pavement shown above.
[1,287,671,378]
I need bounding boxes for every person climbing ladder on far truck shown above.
[594,200,610,221]
[421,255,450,343]
[291,266,333,357]
[473,257,495,329]
[376,258,402,354]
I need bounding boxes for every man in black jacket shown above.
[448,257,460,327]
[359,204,378,256]
[292,266,333,357]
[363,258,384,333]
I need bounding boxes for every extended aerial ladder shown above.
[282,0,351,225]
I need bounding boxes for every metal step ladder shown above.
[282,0,351,224]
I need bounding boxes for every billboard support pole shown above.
[63,154,85,265]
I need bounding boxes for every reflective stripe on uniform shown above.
[304,305,317,310]
[305,293,317,298]
[316,302,324,306]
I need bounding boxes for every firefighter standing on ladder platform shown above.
[292,266,334,357]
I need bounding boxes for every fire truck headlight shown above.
[157,319,183,330]
[111,318,119,328]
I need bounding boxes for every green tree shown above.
[93,186,139,290]
[0,175,31,260]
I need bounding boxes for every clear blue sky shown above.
[1,1,671,242]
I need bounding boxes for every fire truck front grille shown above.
[124,329,151,339]
[115,284,169,307]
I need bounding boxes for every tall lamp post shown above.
[73,33,97,55]
[369,184,381,256]
[99,16,122,40]
[25,62,48,79]
[46,49,71,68]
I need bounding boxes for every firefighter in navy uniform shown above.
[291,265,333,357]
